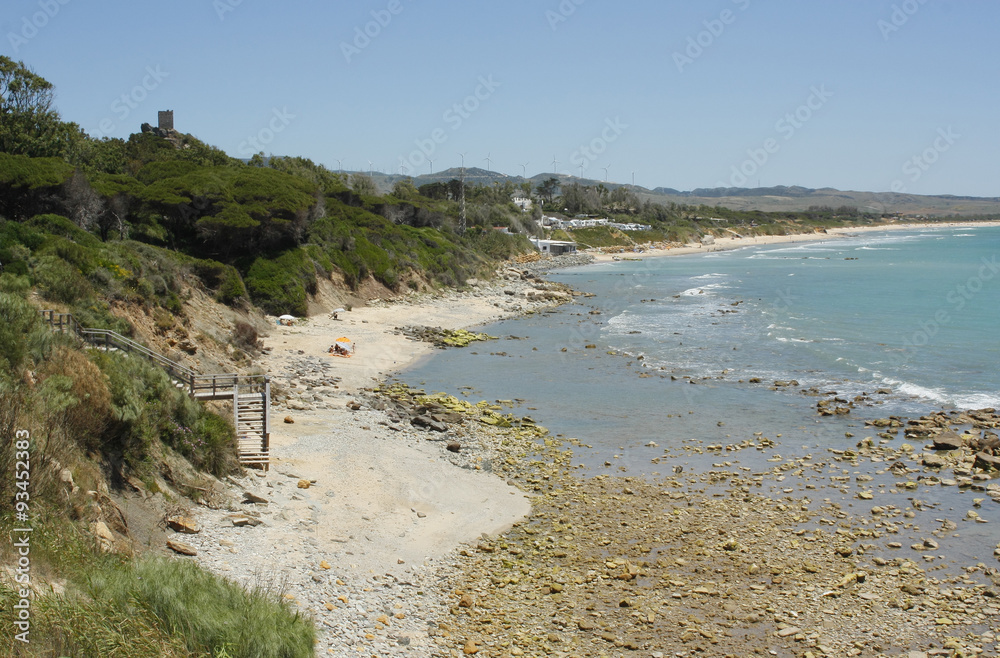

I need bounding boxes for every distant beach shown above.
[591,219,1000,262]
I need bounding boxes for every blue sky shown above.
[3,0,998,196]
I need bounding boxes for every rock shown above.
[459,593,475,608]
[447,442,461,453]
[283,416,294,424]
[59,468,75,490]
[243,491,269,504]
[411,415,448,432]
[297,479,311,489]
[974,452,1000,471]
[90,521,114,552]
[166,539,198,556]
[922,453,948,469]
[231,516,261,527]
[463,639,479,655]
[931,430,966,451]
[166,516,201,534]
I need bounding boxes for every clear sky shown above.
[3,0,998,196]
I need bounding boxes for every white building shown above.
[512,193,533,211]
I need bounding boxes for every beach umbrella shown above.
[334,337,353,352]
[332,308,345,313]
[278,314,296,320]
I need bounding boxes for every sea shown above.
[399,225,1000,561]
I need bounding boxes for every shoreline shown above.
[177,228,1000,655]
[180,272,581,654]
[590,219,1000,262]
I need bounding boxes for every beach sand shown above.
[591,220,1000,262]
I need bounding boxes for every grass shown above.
[0,545,315,658]
[85,557,315,658]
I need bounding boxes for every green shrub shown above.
[243,249,314,316]
[33,254,93,303]
[216,267,246,306]
[0,291,40,370]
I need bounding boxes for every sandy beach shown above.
[179,267,583,654]
[591,220,1000,262]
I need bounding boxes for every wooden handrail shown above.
[39,310,268,393]
[39,309,271,468]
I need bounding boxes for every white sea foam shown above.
[877,378,1000,410]
[679,282,727,296]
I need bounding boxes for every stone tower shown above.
[158,110,174,132]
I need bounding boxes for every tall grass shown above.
[85,557,315,658]
[0,553,315,658]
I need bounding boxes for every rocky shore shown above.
[431,405,1000,657]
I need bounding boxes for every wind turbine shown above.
[428,159,434,174]
[603,164,610,182]
[519,162,529,178]
[579,164,584,179]
[484,152,492,172]
[368,160,374,175]
[336,158,342,172]
[551,155,560,172]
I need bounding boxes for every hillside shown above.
[366,171,1000,217]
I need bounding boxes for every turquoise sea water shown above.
[400,226,1000,560]
[407,225,1000,443]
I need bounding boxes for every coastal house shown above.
[512,192,532,211]
[530,237,577,256]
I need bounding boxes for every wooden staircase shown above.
[40,310,270,469]
[234,388,270,468]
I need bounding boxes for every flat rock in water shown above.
[974,452,1000,471]
[932,430,965,451]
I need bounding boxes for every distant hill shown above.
[641,185,1000,216]
[356,169,999,216]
